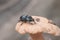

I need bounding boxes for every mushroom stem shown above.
[29,32,44,40]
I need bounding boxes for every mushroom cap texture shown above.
[15,16,60,36]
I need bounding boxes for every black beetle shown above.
[19,15,36,25]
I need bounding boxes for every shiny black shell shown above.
[19,15,34,22]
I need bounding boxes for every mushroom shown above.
[15,16,60,40]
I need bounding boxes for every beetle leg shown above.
[30,21,36,25]
[33,20,36,24]
[21,22,23,25]
[32,19,36,24]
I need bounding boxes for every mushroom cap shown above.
[15,16,60,36]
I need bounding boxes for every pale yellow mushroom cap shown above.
[15,16,60,36]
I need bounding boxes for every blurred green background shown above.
[0,0,60,40]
